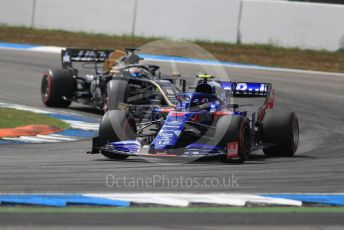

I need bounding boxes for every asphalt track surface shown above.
[1,48,344,228]
[1,48,344,194]
[1,212,343,229]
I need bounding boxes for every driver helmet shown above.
[195,83,215,95]
[128,67,149,78]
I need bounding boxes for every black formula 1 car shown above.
[41,48,185,111]
[90,74,299,163]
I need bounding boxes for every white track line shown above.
[3,136,60,143]
[63,120,99,131]
[86,194,189,207]
[0,103,53,114]
[85,193,302,207]
[36,134,77,141]
[30,46,64,53]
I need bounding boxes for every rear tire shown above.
[262,110,299,157]
[41,69,74,107]
[99,110,136,160]
[213,115,251,163]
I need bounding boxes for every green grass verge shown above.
[1,25,344,73]
[0,206,343,214]
[0,108,69,129]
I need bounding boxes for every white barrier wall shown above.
[240,0,344,51]
[0,0,344,51]
[34,0,136,35]
[0,0,34,27]
[134,0,241,43]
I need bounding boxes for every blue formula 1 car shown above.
[89,75,299,163]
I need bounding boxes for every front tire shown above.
[262,110,299,157]
[213,115,251,163]
[106,79,129,111]
[41,69,74,107]
[99,110,136,160]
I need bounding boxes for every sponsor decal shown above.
[226,142,239,159]
[235,83,267,93]
[174,130,181,136]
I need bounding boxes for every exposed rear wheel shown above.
[262,110,299,157]
[41,69,74,107]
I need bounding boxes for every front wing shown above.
[90,137,230,159]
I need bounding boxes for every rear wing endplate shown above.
[61,48,114,68]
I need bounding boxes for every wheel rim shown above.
[238,123,251,161]
[41,76,50,101]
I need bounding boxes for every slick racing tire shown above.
[106,79,129,111]
[262,110,299,157]
[99,110,137,160]
[41,69,74,107]
[215,115,251,164]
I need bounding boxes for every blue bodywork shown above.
[218,81,268,96]
[101,79,270,157]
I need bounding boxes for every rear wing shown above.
[218,81,271,97]
[61,48,115,68]
[218,81,275,120]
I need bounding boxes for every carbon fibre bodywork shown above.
[41,48,185,111]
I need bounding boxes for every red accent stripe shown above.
[170,112,187,117]
[214,111,232,118]
[159,108,174,113]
